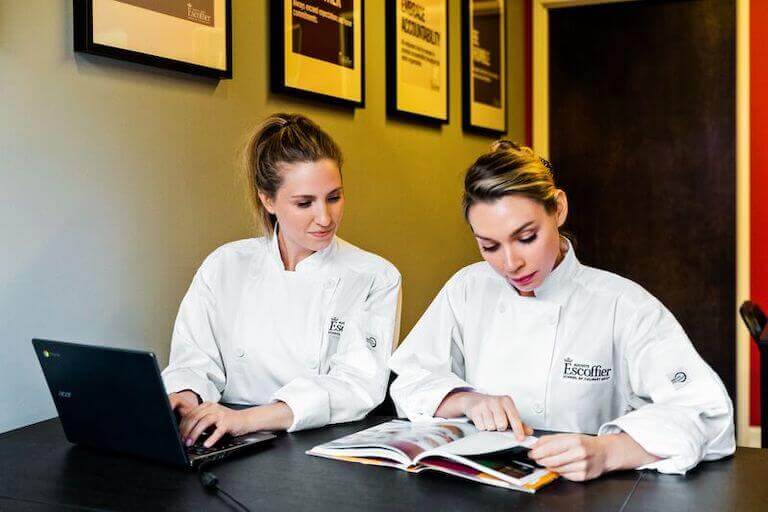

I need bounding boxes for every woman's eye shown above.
[481,245,499,252]
[296,202,311,208]
[327,195,341,203]
[519,233,538,244]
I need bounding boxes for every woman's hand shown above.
[436,391,533,441]
[179,401,295,448]
[179,402,250,448]
[528,433,661,481]
[528,434,611,481]
[168,390,200,418]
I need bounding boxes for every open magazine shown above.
[307,420,558,493]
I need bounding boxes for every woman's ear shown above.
[258,191,276,215]
[555,189,569,228]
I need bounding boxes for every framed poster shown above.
[462,0,507,135]
[73,0,232,79]
[271,0,364,107]
[386,0,449,123]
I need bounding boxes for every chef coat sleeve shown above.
[271,269,402,432]
[161,262,226,404]
[389,271,474,422]
[598,296,735,475]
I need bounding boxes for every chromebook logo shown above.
[43,350,50,358]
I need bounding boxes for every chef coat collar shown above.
[266,223,338,273]
[529,238,580,304]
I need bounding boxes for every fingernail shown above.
[185,438,192,446]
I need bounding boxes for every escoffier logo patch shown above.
[667,369,689,390]
[562,357,612,382]
[328,317,345,343]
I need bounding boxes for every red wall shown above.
[750,0,768,426]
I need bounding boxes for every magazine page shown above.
[417,457,533,492]
[308,420,477,465]
[418,444,558,491]
[417,430,537,458]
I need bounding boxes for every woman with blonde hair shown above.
[389,140,734,481]
[163,113,401,447]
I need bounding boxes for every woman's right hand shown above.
[439,391,533,441]
[168,390,200,418]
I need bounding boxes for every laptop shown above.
[32,338,276,468]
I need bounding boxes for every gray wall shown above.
[0,0,526,433]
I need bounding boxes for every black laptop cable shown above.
[197,460,252,512]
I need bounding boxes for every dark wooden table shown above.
[0,416,766,511]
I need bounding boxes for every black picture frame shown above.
[386,0,449,124]
[461,0,507,136]
[73,0,232,79]
[271,0,365,108]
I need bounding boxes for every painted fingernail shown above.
[185,438,193,446]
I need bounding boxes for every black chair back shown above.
[739,301,767,342]
[738,300,768,448]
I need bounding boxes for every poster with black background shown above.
[471,0,501,108]
[292,0,355,69]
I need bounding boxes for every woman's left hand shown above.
[528,433,612,481]
[178,402,249,448]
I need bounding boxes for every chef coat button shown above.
[533,402,544,414]
[324,279,335,289]
[236,347,246,358]
[498,303,506,314]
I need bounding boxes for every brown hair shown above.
[462,140,558,219]
[242,113,343,235]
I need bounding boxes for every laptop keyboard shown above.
[186,433,248,457]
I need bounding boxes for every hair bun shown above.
[490,139,521,153]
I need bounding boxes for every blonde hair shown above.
[242,113,343,236]
[462,140,558,219]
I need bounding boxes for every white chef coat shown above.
[162,232,401,432]
[389,243,735,474]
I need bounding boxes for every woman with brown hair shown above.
[389,141,734,481]
[162,113,401,447]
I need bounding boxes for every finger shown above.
[204,425,228,448]
[536,448,584,469]
[501,399,525,441]
[174,399,194,418]
[179,405,209,440]
[178,403,194,417]
[472,408,490,430]
[468,409,484,430]
[559,471,588,482]
[547,460,588,475]
[169,395,180,409]
[529,434,575,460]
[189,414,217,446]
[489,402,509,431]
[481,409,495,431]
[524,424,534,436]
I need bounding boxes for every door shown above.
[548,0,736,399]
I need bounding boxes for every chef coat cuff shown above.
[402,376,474,422]
[271,377,331,432]
[162,368,222,404]
[598,411,703,475]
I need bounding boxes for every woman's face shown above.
[467,192,567,296]
[260,158,344,257]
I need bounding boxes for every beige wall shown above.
[0,0,526,433]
